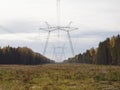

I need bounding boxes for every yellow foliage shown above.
[110,36,116,48]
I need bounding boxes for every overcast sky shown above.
[0,0,120,62]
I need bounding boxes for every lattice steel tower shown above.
[39,0,78,61]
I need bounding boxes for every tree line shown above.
[64,35,120,65]
[0,46,54,65]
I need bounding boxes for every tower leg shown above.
[43,31,51,55]
[67,31,75,56]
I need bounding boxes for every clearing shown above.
[0,64,120,90]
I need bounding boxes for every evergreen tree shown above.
[0,46,54,65]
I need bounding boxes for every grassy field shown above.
[0,64,120,90]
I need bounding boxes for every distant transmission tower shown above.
[39,0,78,60]
[52,44,66,61]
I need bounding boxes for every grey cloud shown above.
[70,30,120,38]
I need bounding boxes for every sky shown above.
[0,0,120,62]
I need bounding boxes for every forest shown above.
[0,35,120,65]
[64,35,120,65]
[0,46,54,65]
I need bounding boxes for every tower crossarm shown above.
[58,27,79,32]
[39,28,57,32]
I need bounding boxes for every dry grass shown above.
[0,64,120,90]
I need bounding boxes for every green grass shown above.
[0,64,120,90]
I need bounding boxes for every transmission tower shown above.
[52,44,66,61]
[39,0,78,61]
